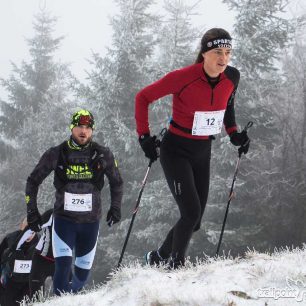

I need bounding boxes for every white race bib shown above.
[64,192,93,212]
[192,110,225,136]
[13,260,32,274]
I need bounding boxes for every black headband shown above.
[202,37,232,53]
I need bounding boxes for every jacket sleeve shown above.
[135,69,185,136]
[25,148,58,213]
[0,237,8,262]
[104,149,123,211]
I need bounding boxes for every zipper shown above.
[210,81,223,105]
[211,89,214,105]
[201,74,224,106]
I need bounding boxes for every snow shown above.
[28,246,306,306]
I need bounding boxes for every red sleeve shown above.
[135,70,182,136]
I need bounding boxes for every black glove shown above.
[106,207,121,227]
[27,209,42,232]
[230,131,250,154]
[139,134,158,162]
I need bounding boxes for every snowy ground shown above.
[27,247,306,306]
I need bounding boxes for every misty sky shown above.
[0,0,304,96]
[0,0,236,84]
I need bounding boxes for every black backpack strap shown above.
[54,141,69,186]
[89,142,106,190]
[89,142,103,167]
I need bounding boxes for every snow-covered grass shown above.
[28,246,306,306]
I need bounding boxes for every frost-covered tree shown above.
[109,0,158,111]
[202,0,297,254]
[80,0,158,161]
[0,9,75,233]
[225,0,291,73]
[280,42,306,183]
[79,0,161,282]
[0,179,23,241]
[150,0,202,132]
[270,37,306,246]
[155,0,200,74]
[0,10,64,142]
[222,0,294,127]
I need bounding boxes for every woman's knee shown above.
[181,209,201,228]
[193,221,202,232]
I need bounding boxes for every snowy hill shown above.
[30,247,306,306]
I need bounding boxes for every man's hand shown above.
[27,209,42,232]
[106,207,121,227]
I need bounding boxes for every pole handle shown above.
[243,121,253,132]
[155,127,167,148]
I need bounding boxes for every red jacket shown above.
[135,62,239,140]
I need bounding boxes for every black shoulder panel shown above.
[91,141,109,155]
[224,65,240,89]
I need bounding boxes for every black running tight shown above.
[158,131,211,262]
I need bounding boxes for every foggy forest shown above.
[0,0,305,286]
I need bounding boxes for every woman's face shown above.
[202,48,232,77]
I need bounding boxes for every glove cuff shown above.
[230,131,241,146]
[27,209,41,222]
[139,133,150,143]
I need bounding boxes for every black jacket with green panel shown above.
[25,140,123,223]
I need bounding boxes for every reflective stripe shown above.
[52,225,72,258]
[75,240,98,270]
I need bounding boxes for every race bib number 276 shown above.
[64,192,93,212]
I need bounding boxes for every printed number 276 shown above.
[72,199,84,204]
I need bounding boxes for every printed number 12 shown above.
[206,118,215,126]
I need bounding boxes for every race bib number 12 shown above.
[192,110,225,136]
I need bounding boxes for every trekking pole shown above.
[117,128,167,268]
[216,121,253,256]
